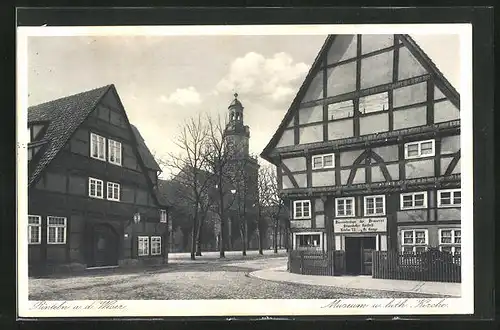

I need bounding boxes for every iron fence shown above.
[288,250,345,276]
[372,249,461,283]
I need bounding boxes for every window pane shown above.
[421,142,433,155]
[323,155,333,167]
[48,227,56,243]
[328,100,355,120]
[403,200,413,208]
[313,157,323,168]
[359,92,389,114]
[407,144,419,156]
[414,194,425,206]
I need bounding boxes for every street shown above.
[29,253,442,300]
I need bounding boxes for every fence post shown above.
[300,250,304,275]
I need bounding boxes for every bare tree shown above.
[258,163,287,254]
[203,114,243,258]
[158,114,212,260]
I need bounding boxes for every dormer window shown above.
[312,153,335,170]
[90,133,106,161]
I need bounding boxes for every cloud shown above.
[215,52,309,103]
[159,86,202,106]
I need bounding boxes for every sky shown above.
[27,33,461,178]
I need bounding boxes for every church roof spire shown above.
[228,91,244,109]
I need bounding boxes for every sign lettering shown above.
[333,217,387,233]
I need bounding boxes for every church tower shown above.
[225,93,250,160]
[224,93,260,251]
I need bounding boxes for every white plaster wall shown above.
[315,214,325,228]
[315,198,324,212]
[352,168,365,184]
[434,100,460,123]
[437,208,461,221]
[328,119,354,140]
[294,173,307,188]
[361,34,394,54]
[290,220,312,229]
[311,171,335,187]
[440,158,453,175]
[326,62,357,97]
[282,176,293,189]
[452,159,461,174]
[340,149,364,166]
[282,157,306,172]
[398,47,427,80]
[393,106,427,130]
[386,163,400,180]
[441,135,460,155]
[372,145,399,162]
[405,159,435,179]
[302,71,323,103]
[371,166,385,182]
[393,81,427,108]
[327,35,357,64]
[434,86,446,99]
[359,113,389,135]
[276,129,295,148]
[360,50,393,90]
[299,105,323,125]
[299,125,323,145]
[340,169,350,185]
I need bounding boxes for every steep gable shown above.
[261,34,461,163]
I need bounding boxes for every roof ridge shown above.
[28,84,114,109]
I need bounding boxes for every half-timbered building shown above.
[27,85,170,275]
[261,34,461,276]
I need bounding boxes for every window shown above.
[89,177,104,199]
[108,139,122,165]
[335,197,355,217]
[293,200,311,219]
[28,215,41,244]
[400,192,428,210]
[151,236,162,255]
[401,229,428,253]
[312,153,335,170]
[359,92,389,114]
[328,100,355,120]
[47,216,67,244]
[160,209,167,223]
[90,133,106,161]
[107,182,120,201]
[138,236,149,256]
[295,233,322,250]
[364,195,386,216]
[439,229,461,254]
[404,139,435,159]
[438,189,461,207]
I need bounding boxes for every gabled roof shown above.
[260,34,461,163]
[28,85,167,209]
[28,85,112,186]
[130,124,161,172]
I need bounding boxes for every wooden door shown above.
[91,224,119,267]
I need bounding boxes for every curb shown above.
[247,270,460,298]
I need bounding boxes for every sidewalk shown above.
[168,249,287,264]
[248,266,461,297]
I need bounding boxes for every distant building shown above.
[261,34,461,275]
[27,85,170,275]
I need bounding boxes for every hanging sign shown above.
[333,217,387,233]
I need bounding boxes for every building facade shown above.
[261,34,461,275]
[27,85,170,275]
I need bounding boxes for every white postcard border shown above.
[17,23,473,318]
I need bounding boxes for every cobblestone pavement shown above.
[29,257,444,300]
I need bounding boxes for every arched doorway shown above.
[89,224,119,268]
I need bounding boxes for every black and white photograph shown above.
[17,23,473,317]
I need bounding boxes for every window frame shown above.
[160,209,167,223]
[106,181,121,201]
[89,177,104,199]
[401,229,428,253]
[364,195,386,216]
[404,139,436,159]
[437,189,461,208]
[28,215,41,245]
[90,132,106,161]
[311,153,335,170]
[438,228,461,245]
[293,200,311,220]
[293,232,323,250]
[108,139,122,166]
[46,216,67,245]
[335,197,355,218]
[400,191,428,210]
[151,236,162,256]
[138,236,150,256]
